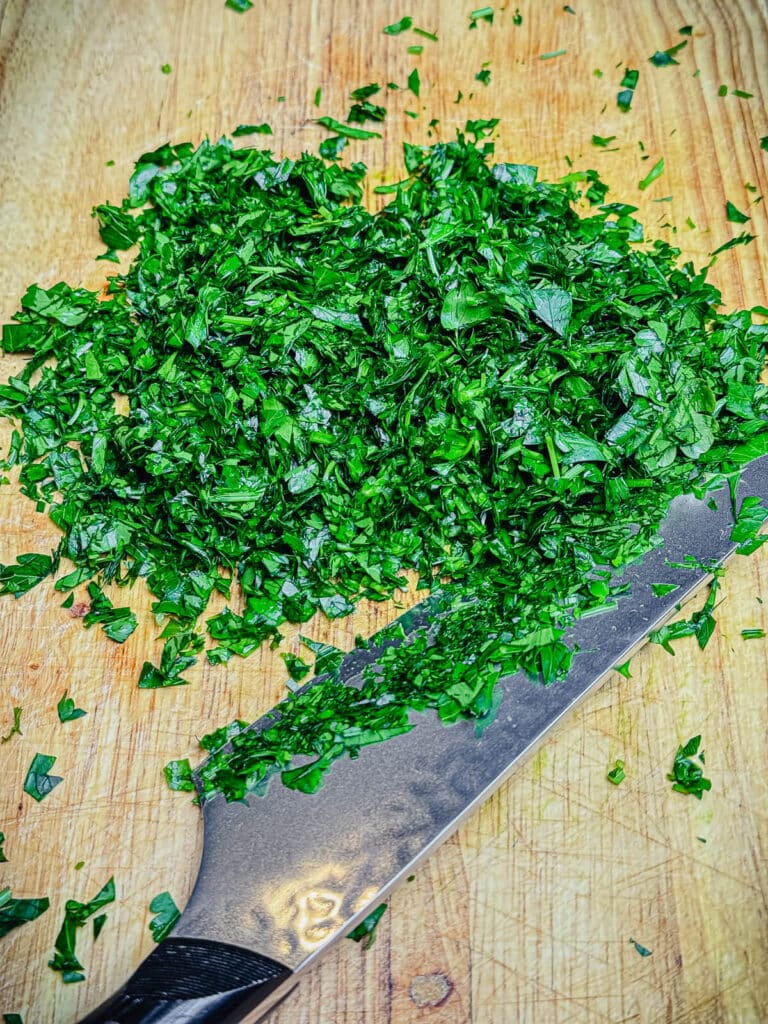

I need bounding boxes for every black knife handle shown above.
[78,936,293,1024]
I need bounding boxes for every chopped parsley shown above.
[730,496,768,554]
[92,913,107,940]
[648,40,687,67]
[638,157,664,191]
[668,735,711,799]
[740,628,765,639]
[469,6,493,28]
[347,902,387,948]
[650,573,722,655]
[316,116,381,139]
[592,134,617,148]
[1,707,22,744]
[407,68,420,97]
[232,124,273,137]
[475,68,491,85]
[540,49,567,61]
[650,583,679,597]
[224,0,252,10]
[629,937,652,957]
[160,64,171,75]
[49,877,116,983]
[607,760,625,785]
[710,232,756,256]
[761,136,768,151]
[512,8,522,25]
[383,16,412,35]
[0,888,49,939]
[23,753,63,802]
[164,758,195,791]
[57,691,87,723]
[0,832,7,863]
[148,891,180,943]
[617,68,639,111]
[725,200,750,224]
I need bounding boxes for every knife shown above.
[79,455,768,1024]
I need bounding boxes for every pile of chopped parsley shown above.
[2,127,768,799]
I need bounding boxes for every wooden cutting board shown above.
[1,1,767,1021]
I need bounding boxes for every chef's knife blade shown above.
[80,456,768,1024]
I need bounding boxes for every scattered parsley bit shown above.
[629,937,652,957]
[512,8,522,25]
[277,96,285,102]
[164,758,195,792]
[563,4,576,13]
[318,135,347,160]
[74,861,85,871]
[593,68,603,78]
[224,0,252,10]
[761,136,768,151]
[741,628,765,639]
[679,25,693,35]
[282,652,311,682]
[607,759,625,785]
[316,116,381,140]
[23,753,63,803]
[407,68,420,98]
[469,6,493,29]
[232,124,273,137]
[408,45,423,55]
[383,16,412,35]
[718,84,728,97]
[160,64,172,75]
[709,232,756,256]
[650,583,679,597]
[592,134,617,147]
[650,573,721,655]
[3,1015,24,1024]
[138,630,204,688]
[313,88,322,107]
[614,659,632,679]
[0,888,49,940]
[82,582,137,642]
[648,40,687,67]
[57,691,87,723]
[1,706,22,744]
[475,68,491,85]
[668,735,711,799]
[686,216,696,229]
[725,200,750,223]
[347,902,387,949]
[540,49,567,60]
[92,913,107,941]
[49,877,116,983]
[0,832,7,863]
[0,553,55,597]
[413,27,438,41]
[733,89,753,99]
[149,891,180,943]
[617,69,639,112]
[347,99,387,124]
[638,157,664,191]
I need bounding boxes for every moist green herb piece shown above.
[347,903,387,948]
[650,583,679,597]
[0,888,49,940]
[0,553,55,596]
[607,759,625,784]
[668,734,711,798]
[512,8,522,25]
[617,69,639,112]
[638,157,664,191]
[225,0,253,10]
[1,707,22,744]
[407,68,420,98]
[730,496,768,554]
[3,1014,24,1024]
[74,861,85,870]
[383,16,412,35]
[48,877,116,983]
[564,5,576,13]
[650,573,722,655]
[161,64,172,75]
[733,90,753,99]
[23,753,63,802]
[138,631,204,688]
[540,49,567,60]
[164,758,195,791]
[761,136,768,152]
[318,135,347,160]
[82,582,137,643]
[347,100,387,124]
[469,6,493,28]
[649,40,687,67]
[232,124,273,137]
[316,116,381,139]
[413,27,438,41]
[148,891,180,943]
[718,84,728,97]
[725,200,750,224]
[592,134,617,147]
[710,232,756,256]
[475,68,491,85]
[282,652,311,681]
[313,88,322,107]
[57,691,87,723]
[408,45,423,55]
[741,628,765,639]
[614,659,632,679]
[679,25,693,35]
[629,937,652,957]
[0,832,7,863]
[92,914,107,940]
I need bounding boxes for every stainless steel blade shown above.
[172,456,768,1018]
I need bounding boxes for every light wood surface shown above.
[1,1,767,1021]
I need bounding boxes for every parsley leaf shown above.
[1,707,22,744]
[649,573,722,654]
[617,68,639,111]
[48,878,116,983]
[0,553,55,597]
[316,116,381,140]
[383,16,412,35]
[82,582,137,643]
[0,888,49,939]
[710,232,756,256]
[232,124,273,137]
[407,68,421,98]
[23,753,63,802]
[638,157,664,191]
[57,691,87,723]
[148,891,180,943]
[225,0,253,11]
[668,735,711,798]
[607,760,625,784]
[163,758,195,791]
[725,200,750,223]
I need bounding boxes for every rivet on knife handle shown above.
[77,936,294,1024]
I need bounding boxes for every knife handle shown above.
[78,936,293,1024]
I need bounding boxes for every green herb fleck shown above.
[617,69,639,112]
[48,877,116,983]
[161,64,172,75]
[475,68,491,85]
[407,68,421,98]
[413,27,438,41]
[383,16,412,35]
[82,583,137,643]
[730,496,768,555]
[540,49,567,60]
[3,1014,24,1024]
[761,136,768,152]
[408,45,423,54]
[710,232,756,256]
[563,5,576,13]
[629,937,652,957]
[347,902,387,949]
[668,735,711,799]
[718,84,728,97]
[512,8,522,25]
[592,134,617,148]
[282,652,311,682]
[650,573,722,655]
[469,6,493,28]
[313,88,322,107]
[725,200,750,224]
[649,40,687,67]
[23,753,63,802]
[0,888,49,940]
[92,914,107,941]
[638,157,664,191]
[74,861,85,871]
[0,553,55,597]
[741,628,765,639]
[316,116,381,140]
[149,891,180,943]
[614,659,632,679]
[607,759,625,785]
[1,707,22,744]
[650,583,679,597]
[319,135,347,160]
[0,832,7,863]
[733,89,753,99]
[225,0,252,11]
[57,691,87,723]
[232,124,273,137]
[164,758,195,792]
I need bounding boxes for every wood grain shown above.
[0,1,767,1021]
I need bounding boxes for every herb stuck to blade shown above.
[649,573,723,655]
[347,902,388,949]
[668,735,711,798]
[57,691,87,723]
[49,877,116,983]
[0,888,50,940]
[163,758,195,791]
[148,891,180,943]
[1,706,22,744]
[23,753,63,803]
